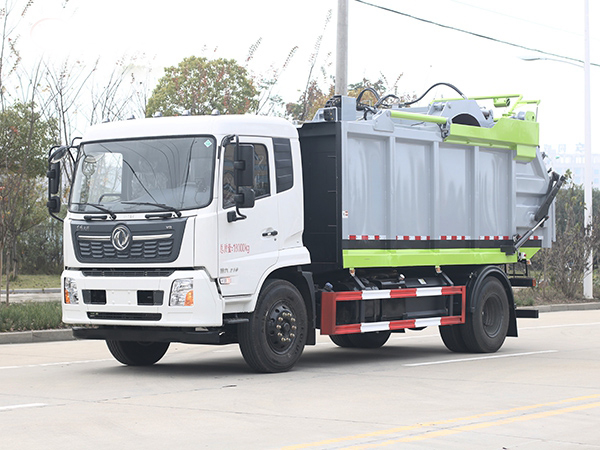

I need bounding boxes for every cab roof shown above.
[81,114,298,143]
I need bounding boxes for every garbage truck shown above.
[46,84,562,372]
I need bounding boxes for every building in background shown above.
[544,143,600,186]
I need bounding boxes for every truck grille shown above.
[82,269,176,277]
[71,218,186,264]
[78,239,174,259]
[87,312,162,321]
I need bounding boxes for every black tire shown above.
[347,331,391,349]
[439,325,469,352]
[238,280,307,373]
[461,277,509,353]
[106,340,170,366]
[329,334,355,347]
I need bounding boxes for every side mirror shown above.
[226,141,256,223]
[49,145,69,164]
[47,145,66,220]
[47,161,62,213]
[47,196,61,213]
[234,186,255,209]
[234,144,255,188]
[47,161,61,195]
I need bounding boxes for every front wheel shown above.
[461,277,509,353]
[238,280,307,373]
[106,340,170,366]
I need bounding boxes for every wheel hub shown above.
[267,303,298,353]
[482,296,502,337]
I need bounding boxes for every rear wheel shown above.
[330,331,392,348]
[239,280,307,373]
[106,340,170,366]
[329,334,355,347]
[348,331,392,348]
[439,325,469,352]
[461,277,509,353]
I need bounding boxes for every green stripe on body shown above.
[343,248,540,268]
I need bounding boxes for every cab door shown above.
[217,137,279,297]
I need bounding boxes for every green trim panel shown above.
[389,110,448,125]
[343,248,541,268]
[445,117,539,162]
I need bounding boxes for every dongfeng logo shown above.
[111,225,131,251]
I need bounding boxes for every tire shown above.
[106,340,170,366]
[460,277,509,353]
[329,334,354,347]
[347,331,392,348]
[238,280,307,373]
[439,325,469,352]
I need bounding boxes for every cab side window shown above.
[223,143,270,209]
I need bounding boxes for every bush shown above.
[17,217,63,275]
[0,302,65,332]
[513,288,535,307]
[529,179,599,301]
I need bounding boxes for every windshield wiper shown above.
[121,202,182,218]
[72,203,117,220]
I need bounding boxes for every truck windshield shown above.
[70,136,216,214]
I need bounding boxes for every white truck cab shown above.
[52,115,313,371]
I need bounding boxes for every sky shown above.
[12,0,600,149]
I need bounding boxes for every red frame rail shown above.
[320,286,466,335]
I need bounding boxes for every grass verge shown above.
[0,301,66,332]
[1,274,61,290]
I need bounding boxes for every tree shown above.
[348,75,415,107]
[285,75,414,123]
[146,56,259,117]
[532,175,600,300]
[286,80,333,122]
[17,214,63,274]
[0,101,56,302]
[254,45,298,116]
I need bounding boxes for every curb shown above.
[532,302,600,312]
[0,329,74,345]
[2,288,61,294]
[0,302,599,345]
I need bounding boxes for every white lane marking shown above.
[0,359,112,370]
[0,403,47,412]
[519,322,600,330]
[403,350,558,367]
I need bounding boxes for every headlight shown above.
[64,277,79,304]
[170,279,194,306]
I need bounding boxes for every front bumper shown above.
[61,268,223,327]
[72,326,236,344]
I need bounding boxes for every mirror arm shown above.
[227,207,248,223]
[49,210,64,223]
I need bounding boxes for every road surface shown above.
[1,310,599,449]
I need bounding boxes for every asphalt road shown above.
[1,310,599,449]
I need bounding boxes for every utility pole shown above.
[335,0,348,95]
[583,0,593,299]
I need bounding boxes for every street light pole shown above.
[335,0,348,95]
[583,0,593,299]
[520,4,594,299]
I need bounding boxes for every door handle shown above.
[262,230,278,237]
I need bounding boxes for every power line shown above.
[447,0,591,40]
[354,0,600,68]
